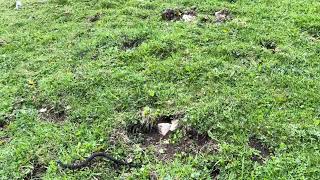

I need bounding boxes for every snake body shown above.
[57,152,138,170]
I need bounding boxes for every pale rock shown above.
[158,123,171,136]
[39,108,47,113]
[170,119,179,131]
[182,14,196,22]
[16,0,22,10]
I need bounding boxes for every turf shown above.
[0,0,320,179]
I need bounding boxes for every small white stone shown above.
[158,123,171,136]
[170,119,179,131]
[126,157,133,163]
[182,14,196,22]
[158,148,165,154]
[65,105,71,110]
[39,108,47,113]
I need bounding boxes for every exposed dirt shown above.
[306,25,320,39]
[152,129,217,161]
[162,8,183,21]
[162,8,197,22]
[157,112,185,124]
[260,40,279,53]
[127,111,184,134]
[149,171,159,180]
[23,162,47,180]
[128,123,217,162]
[249,136,272,164]
[211,164,220,180]
[121,37,145,50]
[39,104,68,122]
[126,111,218,162]
[0,136,11,145]
[0,121,6,130]
[200,15,213,23]
[87,13,101,22]
[198,8,232,24]
[215,9,232,23]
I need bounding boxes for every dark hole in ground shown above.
[23,162,47,180]
[154,129,218,161]
[91,51,99,60]
[0,120,6,129]
[200,15,210,23]
[162,7,197,21]
[249,136,272,164]
[121,37,145,50]
[162,8,183,21]
[186,129,212,147]
[185,7,197,16]
[260,40,277,52]
[127,112,184,134]
[127,113,218,161]
[157,112,184,124]
[211,164,220,180]
[39,104,67,122]
[88,13,101,22]
[0,136,11,145]
[149,171,159,180]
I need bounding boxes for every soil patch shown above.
[0,136,11,145]
[215,9,232,23]
[127,111,217,161]
[88,13,102,22]
[302,25,320,39]
[121,37,145,50]
[128,123,217,161]
[39,104,68,122]
[127,111,184,134]
[249,136,272,164]
[162,7,197,22]
[149,129,218,161]
[260,40,278,53]
[162,8,183,21]
[211,164,220,180]
[0,121,6,130]
[23,162,47,180]
[149,171,159,180]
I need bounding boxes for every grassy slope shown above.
[1,0,319,179]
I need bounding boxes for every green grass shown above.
[1,0,320,179]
